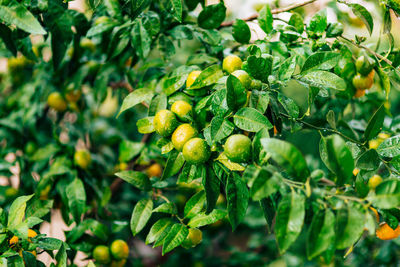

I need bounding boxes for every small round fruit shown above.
[47,92,67,112]
[250,79,262,90]
[368,174,383,189]
[93,245,111,264]
[355,55,374,76]
[369,139,381,150]
[186,70,201,88]
[182,228,203,248]
[65,89,82,102]
[223,55,242,74]
[153,110,179,137]
[231,70,252,89]
[147,163,162,178]
[376,222,400,240]
[171,124,198,151]
[224,134,252,163]
[74,149,91,169]
[25,142,36,155]
[171,101,192,121]
[168,92,192,105]
[110,240,129,260]
[111,259,127,267]
[9,229,37,246]
[352,73,373,90]
[182,138,210,164]
[95,16,110,25]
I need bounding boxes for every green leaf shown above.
[356,149,380,171]
[301,52,340,73]
[335,203,365,249]
[259,5,273,34]
[137,117,155,134]
[8,195,33,227]
[326,22,344,38]
[233,107,273,132]
[149,94,168,116]
[364,105,385,141]
[226,173,249,230]
[118,88,154,117]
[307,209,335,259]
[184,191,206,219]
[275,191,305,253]
[278,93,299,118]
[226,74,247,111]
[119,140,145,162]
[210,116,235,143]
[279,56,297,81]
[249,167,280,201]
[232,19,251,44]
[170,0,183,22]
[115,171,152,191]
[320,135,354,186]
[66,178,86,223]
[189,65,223,89]
[131,199,153,236]
[188,209,227,228]
[131,20,151,59]
[203,166,220,213]
[153,203,177,214]
[161,150,185,180]
[198,3,226,29]
[243,55,273,82]
[369,179,400,209]
[162,224,188,255]
[307,9,327,34]
[377,135,400,158]
[261,138,310,181]
[146,218,173,245]
[289,13,304,33]
[0,1,46,35]
[377,67,391,100]
[299,70,346,91]
[348,3,374,35]
[0,24,16,56]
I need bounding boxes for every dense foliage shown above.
[1,0,400,266]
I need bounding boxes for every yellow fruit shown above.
[376,222,400,240]
[181,228,203,248]
[65,89,82,102]
[354,89,365,98]
[352,73,373,90]
[231,70,252,89]
[119,162,128,171]
[147,163,162,178]
[370,207,379,223]
[153,110,179,137]
[186,70,201,88]
[171,124,198,151]
[9,229,37,246]
[98,88,118,117]
[5,187,18,198]
[369,139,381,150]
[93,245,111,264]
[223,55,243,74]
[182,138,210,164]
[9,235,19,246]
[171,100,192,122]
[74,149,91,169]
[110,240,129,260]
[80,38,96,52]
[378,133,390,140]
[368,174,383,189]
[47,92,67,112]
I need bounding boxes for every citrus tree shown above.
[1,0,400,266]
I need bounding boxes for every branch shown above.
[339,36,393,66]
[219,0,318,28]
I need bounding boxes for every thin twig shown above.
[219,0,318,28]
[339,36,393,66]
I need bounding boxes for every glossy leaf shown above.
[233,107,273,132]
[115,171,152,191]
[307,209,335,259]
[162,224,188,255]
[226,173,249,230]
[131,199,153,236]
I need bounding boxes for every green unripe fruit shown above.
[352,72,374,90]
[153,110,179,137]
[231,70,252,89]
[171,100,192,122]
[182,228,203,248]
[355,55,374,76]
[171,124,198,151]
[25,142,37,155]
[223,55,242,74]
[110,240,129,260]
[224,134,252,163]
[182,138,210,164]
[93,245,111,264]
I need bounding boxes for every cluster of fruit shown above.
[92,240,129,266]
[47,88,82,112]
[9,229,38,258]
[352,54,375,98]
[153,55,256,164]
